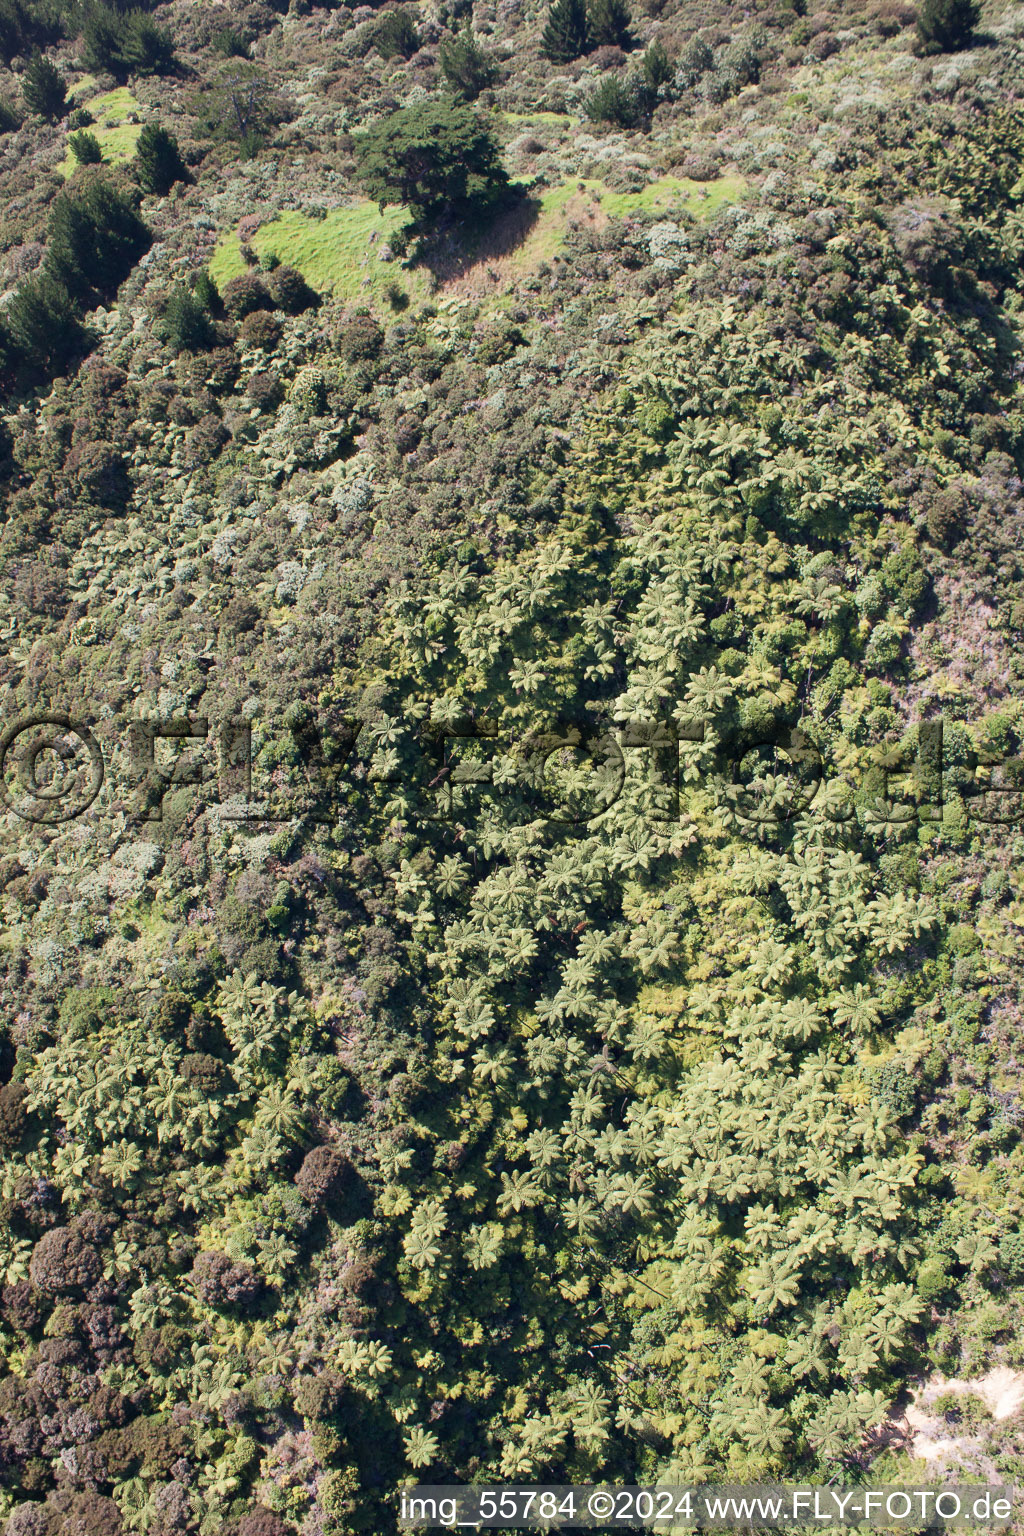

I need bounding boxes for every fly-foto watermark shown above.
[1,708,1021,834]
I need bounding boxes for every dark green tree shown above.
[540,0,589,63]
[122,10,174,72]
[375,7,420,57]
[159,285,215,352]
[585,73,642,127]
[4,273,85,371]
[69,128,103,164]
[1,0,62,67]
[439,24,498,99]
[587,0,633,48]
[915,0,980,50]
[135,122,185,194]
[0,93,19,131]
[353,100,511,229]
[45,173,149,299]
[22,50,66,119]
[193,267,220,313]
[641,38,673,88]
[82,5,174,77]
[80,5,127,72]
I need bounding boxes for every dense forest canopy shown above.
[1,0,1024,1528]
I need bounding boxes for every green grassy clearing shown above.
[511,171,746,268]
[500,110,577,128]
[206,172,745,314]
[59,88,143,179]
[208,203,433,312]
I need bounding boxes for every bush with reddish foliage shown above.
[28,1224,102,1297]
[221,272,272,319]
[294,1144,348,1207]
[1,1279,42,1333]
[238,1509,291,1536]
[190,1250,261,1307]
[268,263,317,314]
[246,370,284,411]
[336,310,382,361]
[0,1081,28,1149]
[238,310,282,351]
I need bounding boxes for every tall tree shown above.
[540,0,589,63]
[21,50,66,119]
[588,0,633,48]
[353,100,511,229]
[439,24,498,99]
[135,123,185,194]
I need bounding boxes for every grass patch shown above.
[512,172,746,267]
[501,110,576,127]
[206,172,746,313]
[600,172,747,218]
[88,87,140,123]
[59,88,143,179]
[209,203,433,313]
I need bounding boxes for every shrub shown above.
[540,0,589,62]
[999,1232,1024,1280]
[0,94,22,131]
[191,1250,261,1307]
[238,310,282,351]
[721,37,761,83]
[293,1371,346,1421]
[268,263,316,313]
[375,7,420,58]
[290,365,328,414]
[159,285,215,351]
[28,1224,102,1297]
[675,35,713,86]
[1,1279,43,1333]
[69,129,103,165]
[247,370,284,411]
[184,412,230,463]
[21,51,66,120]
[222,271,272,318]
[64,439,131,507]
[337,310,383,361]
[353,99,512,229]
[238,1511,290,1536]
[916,1255,951,1300]
[213,24,250,56]
[916,0,980,50]
[294,1144,348,1206]
[585,73,645,127]
[439,24,498,99]
[135,123,185,195]
[0,1080,27,1149]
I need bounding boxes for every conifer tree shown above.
[915,0,980,50]
[439,24,498,99]
[135,123,185,195]
[540,0,589,63]
[588,0,633,48]
[22,51,66,120]
[69,129,102,165]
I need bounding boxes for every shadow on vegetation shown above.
[413,189,543,287]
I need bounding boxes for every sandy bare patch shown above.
[896,1367,1024,1466]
